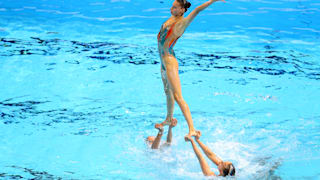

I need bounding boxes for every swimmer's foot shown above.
[169,118,178,128]
[195,131,202,140]
[184,130,201,142]
[155,117,174,129]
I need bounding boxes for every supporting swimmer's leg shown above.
[156,68,175,128]
[165,59,199,138]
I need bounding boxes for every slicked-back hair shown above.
[222,163,236,176]
[176,0,191,12]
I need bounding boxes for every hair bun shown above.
[185,1,191,9]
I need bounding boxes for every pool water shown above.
[0,0,320,179]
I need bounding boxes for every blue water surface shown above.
[0,0,320,179]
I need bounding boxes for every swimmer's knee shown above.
[173,93,184,103]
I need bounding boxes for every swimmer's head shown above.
[171,0,191,16]
[218,161,236,177]
[146,136,155,145]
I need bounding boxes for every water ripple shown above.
[1,37,319,80]
[1,165,63,179]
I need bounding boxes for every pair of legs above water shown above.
[156,55,200,138]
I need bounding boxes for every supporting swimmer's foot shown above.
[155,117,175,129]
[184,130,201,141]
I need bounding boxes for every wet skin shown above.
[155,0,226,139]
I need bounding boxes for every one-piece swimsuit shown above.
[157,21,181,71]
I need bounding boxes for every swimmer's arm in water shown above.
[183,0,226,27]
[166,118,178,144]
[151,127,164,149]
[185,136,216,176]
[195,133,223,166]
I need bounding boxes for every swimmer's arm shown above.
[166,126,173,144]
[183,0,225,26]
[195,138,223,166]
[166,118,177,144]
[151,128,164,149]
[197,0,225,12]
[188,138,215,176]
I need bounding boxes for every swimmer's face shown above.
[146,136,155,145]
[171,0,185,16]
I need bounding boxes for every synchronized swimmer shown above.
[147,121,235,177]
[147,0,236,177]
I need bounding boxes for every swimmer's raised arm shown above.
[195,132,223,166]
[166,118,178,144]
[195,133,236,176]
[151,126,164,149]
[185,136,215,176]
[183,0,226,27]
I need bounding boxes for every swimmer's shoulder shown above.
[174,18,190,37]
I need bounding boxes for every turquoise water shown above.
[0,0,320,179]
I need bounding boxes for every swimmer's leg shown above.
[156,68,175,128]
[151,126,164,149]
[165,59,200,138]
[185,136,215,176]
[195,132,223,166]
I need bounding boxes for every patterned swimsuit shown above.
[157,21,181,71]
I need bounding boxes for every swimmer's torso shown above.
[157,19,183,70]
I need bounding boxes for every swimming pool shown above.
[0,0,319,179]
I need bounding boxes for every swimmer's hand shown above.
[169,118,178,128]
[195,131,202,140]
[184,130,201,142]
[155,124,164,132]
[184,135,193,142]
